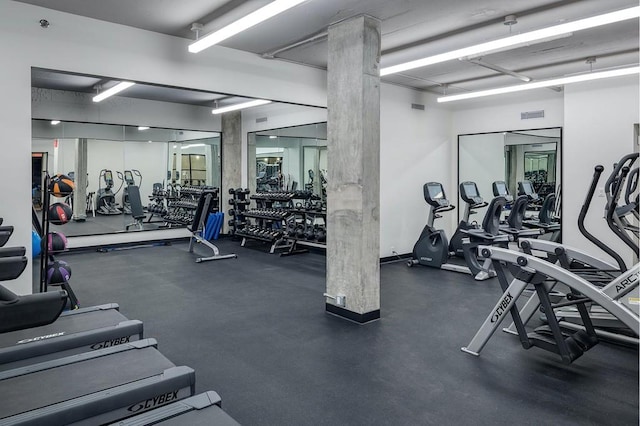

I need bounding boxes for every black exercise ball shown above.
[49,174,75,197]
[48,203,72,225]
[45,231,68,253]
[46,260,72,284]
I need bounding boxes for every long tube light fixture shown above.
[92,81,136,102]
[189,0,308,53]
[212,99,272,114]
[381,6,640,76]
[437,66,640,103]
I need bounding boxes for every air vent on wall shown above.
[256,117,268,123]
[411,103,425,111]
[521,110,544,120]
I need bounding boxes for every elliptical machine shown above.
[95,169,123,215]
[120,170,142,215]
[449,181,487,257]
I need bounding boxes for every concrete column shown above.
[73,138,88,221]
[247,132,257,195]
[326,15,381,323]
[221,111,242,233]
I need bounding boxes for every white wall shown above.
[458,133,505,222]
[380,84,453,257]
[123,142,169,202]
[0,0,326,294]
[562,76,639,266]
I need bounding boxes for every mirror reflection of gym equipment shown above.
[251,123,327,201]
[31,120,221,237]
[458,128,562,242]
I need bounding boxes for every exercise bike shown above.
[408,181,510,280]
[449,181,488,257]
[407,182,471,275]
[95,169,123,215]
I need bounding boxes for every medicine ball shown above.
[49,174,75,197]
[32,230,42,257]
[46,260,71,284]
[46,231,68,253]
[48,202,72,225]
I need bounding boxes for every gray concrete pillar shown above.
[221,111,242,233]
[73,138,88,221]
[326,15,381,323]
[247,132,257,195]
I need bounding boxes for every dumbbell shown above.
[315,228,326,242]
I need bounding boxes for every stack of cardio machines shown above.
[462,153,639,364]
[0,217,240,425]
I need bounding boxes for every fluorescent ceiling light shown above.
[269,135,278,139]
[189,0,308,53]
[437,66,640,103]
[92,81,136,102]
[51,120,60,125]
[211,99,272,114]
[138,126,150,130]
[381,6,640,76]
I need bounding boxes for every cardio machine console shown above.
[460,181,484,206]
[124,170,135,185]
[423,182,450,208]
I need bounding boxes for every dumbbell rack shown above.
[234,191,294,253]
[227,188,250,238]
[146,186,172,224]
[163,186,219,226]
[280,206,327,256]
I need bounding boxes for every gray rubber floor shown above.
[53,239,639,425]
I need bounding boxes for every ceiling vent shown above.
[256,117,268,123]
[521,110,544,120]
[411,103,425,111]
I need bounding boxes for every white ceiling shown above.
[18,0,639,99]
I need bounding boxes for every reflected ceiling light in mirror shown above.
[188,0,309,53]
[181,143,206,149]
[381,6,640,76]
[51,120,60,125]
[211,99,272,114]
[138,126,150,130]
[269,135,278,139]
[92,81,136,102]
[437,66,640,102]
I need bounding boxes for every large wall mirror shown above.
[248,123,327,202]
[31,67,326,240]
[458,127,562,240]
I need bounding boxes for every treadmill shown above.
[0,338,195,425]
[0,303,144,371]
[107,391,241,426]
[0,241,144,371]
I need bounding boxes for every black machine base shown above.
[325,304,380,324]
